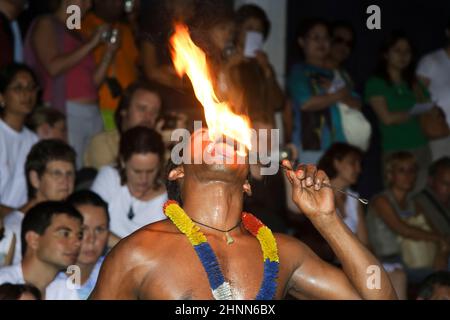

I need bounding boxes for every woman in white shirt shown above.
[0,63,39,211]
[91,126,167,239]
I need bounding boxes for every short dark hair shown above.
[67,190,110,226]
[318,143,363,180]
[417,271,450,299]
[25,139,77,199]
[21,201,83,257]
[0,283,42,300]
[0,63,38,94]
[114,82,163,133]
[118,126,165,187]
[429,157,450,178]
[296,17,330,40]
[28,107,65,132]
[330,20,355,47]
[235,4,271,40]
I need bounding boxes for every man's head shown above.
[167,128,251,204]
[114,82,162,133]
[428,157,450,206]
[67,190,109,266]
[93,0,124,22]
[329,20,355,66]
[28,107,67,142]
[21,201,83,269]
[417,271,450,300]
[25,139,76,202]
[235,4,271,49]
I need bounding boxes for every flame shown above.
[170,23,252,155]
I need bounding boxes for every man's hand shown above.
[282,160,336,222]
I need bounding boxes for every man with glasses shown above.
[326,21,355,71]
[3,139,77,265]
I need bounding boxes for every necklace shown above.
[163,200,279,300]
[190,218,241,245]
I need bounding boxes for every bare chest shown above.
[138,236,291,300]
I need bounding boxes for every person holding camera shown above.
[24,0,119,168]
[84,82,187,170]
[80,0,139,132]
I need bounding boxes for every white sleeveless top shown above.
[338,189,359,234]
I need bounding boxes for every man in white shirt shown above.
[0,201,82,300]
[4,139,76,265]
[417,20,450,161]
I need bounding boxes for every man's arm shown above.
[282,161,397,300]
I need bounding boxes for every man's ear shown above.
[0,93,5,107]
[25,230,40,253]
[297,37,305,49]
[243,179,252,196]
[168,166,184,181]
[29,170,41,191]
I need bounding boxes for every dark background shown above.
[286,0,450,91]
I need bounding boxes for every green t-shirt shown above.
[364,76,428,151]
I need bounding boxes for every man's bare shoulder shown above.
[99,220,178,272]
[273,232,311,268]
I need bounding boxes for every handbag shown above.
[332,71,372,151]
[338,102,372,151]
[400,214,437,269]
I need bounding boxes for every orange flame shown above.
[170,23,252,155]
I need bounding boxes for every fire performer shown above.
[89,23,396,300]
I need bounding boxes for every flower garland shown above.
[163,200,279,300]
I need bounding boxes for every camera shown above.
[101,28,119,45]
[124,0,135,13]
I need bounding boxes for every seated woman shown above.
[91,126,167,239]
[318,143,368,246]
[64,190,110,299]
[367,151,450,295]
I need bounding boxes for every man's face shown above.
[330,27,354,65]
[238,17,265,49]
[34,160,75,201]
[36,214,83,269]
[37,120,67,142]
[76,204,109,266]
[183,129,249,185]
[122,90,161,131]
[430,168,450,205]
